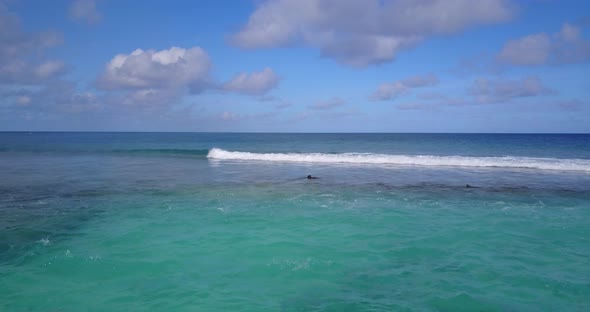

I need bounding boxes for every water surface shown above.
[1,133,589,311]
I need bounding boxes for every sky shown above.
[0,0,589,132]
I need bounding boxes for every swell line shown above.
[207,148,590,172]
[0,147,210,157]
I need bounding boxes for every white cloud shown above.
[233,0,514,67]
[319,35,421,67]
[0,6,65,84]
[370,74,438,101]
[35,61,67,79]
[7,81,102,115]
[469,76,553,103]
[307,97,346,110]
[497,23,590,66]
[397,76,557,110]
[69,0,101,24]
[498,34,552,65]
[118,88,183,109]
[96,47,281,113]
[97,47,212,91]
[400,74,439,88]
[370,82,408,101]
[223,67,280,95]
[7,80,193,117]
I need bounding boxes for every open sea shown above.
[1,132,589,311]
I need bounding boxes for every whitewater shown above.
[207,148,590,172]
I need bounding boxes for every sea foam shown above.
[207,148,590,172]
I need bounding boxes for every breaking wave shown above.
[207,148,590,172]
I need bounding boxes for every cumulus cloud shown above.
[223,67,280,95]
[35,60,67,79]
[69,0,101,24]
[400,74,439,88]
[97,47,212,91]
[319,35,421,67]
[307,97,346,110]
[498,34,551,65]
[469,76,553,103]
[370,74,438,101]
[7,80,193,118]
[6,81,101,115]
[396,76,557,110]
[2,79,213,131]
[117,88,184,110]
[233,0,514,67]
[96,46,283,114]
[370,82,408,101]
[0,6,65,84]
[497,23,590,66]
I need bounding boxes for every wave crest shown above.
[207,148,590,172]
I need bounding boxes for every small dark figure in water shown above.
[307,175,317,180]
[466,184,474,188]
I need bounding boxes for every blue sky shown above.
[1,0,589,132]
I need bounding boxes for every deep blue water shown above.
[1,132,589,158]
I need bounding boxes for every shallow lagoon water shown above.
[1,133,589,311]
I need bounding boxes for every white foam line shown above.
[206,148,590,172]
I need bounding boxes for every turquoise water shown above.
[1,133,590,311]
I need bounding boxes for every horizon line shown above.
[0,131,589,135]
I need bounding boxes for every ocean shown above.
[1,132,589,311]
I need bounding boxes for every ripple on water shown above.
[1,182,590,310]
